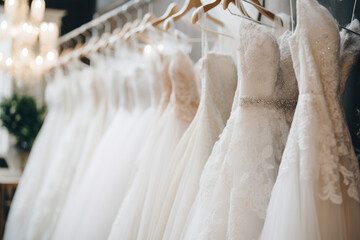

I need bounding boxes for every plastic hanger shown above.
[192,6,235,39]
[223,0,276,22]
[164,0,224,30]
[192,0,252,24]
[135,12,157,33]
[124,13,155,43]
[226,0,274,28]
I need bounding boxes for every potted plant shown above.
[0,94,45,169]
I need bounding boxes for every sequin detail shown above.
[239,96,298,110]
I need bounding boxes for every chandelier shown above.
[0,0,59,84]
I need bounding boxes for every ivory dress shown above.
[183,16,298,240]
[156,17,238,238]
[53,52,158,240]
[25,67,100,240]
[4,71,74,240]
[260,0,360,239]
[108,50,199,240]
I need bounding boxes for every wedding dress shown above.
[154,18,238,240]
[3,71,74,240]
[183,15,298,240]
[260,0,360,239]
[24,66,101,240]
[108,50,199,240]
[53,51,160,240]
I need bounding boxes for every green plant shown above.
[0,94,45,151]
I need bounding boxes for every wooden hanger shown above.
[165,0,224,30]
[119,22,133,38]
[139,12,157,28]
[152,3,181,27]
[123,13,155,43]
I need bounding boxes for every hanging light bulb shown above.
[45,49,58,68]
[32,55,44,77]
[46,22,59,47]
[21,48,29,57]
[39,22,48,45]
[144,44,152,55]
[18,22,38,45]
[0,19,9,37]
[5,57,13,68]
[31,0,46,24]
[1,0,59,82]
[35,55,44,66]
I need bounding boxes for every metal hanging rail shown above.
[57,0,152,46]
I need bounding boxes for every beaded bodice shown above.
[237,19,297,111]
[168,51,200,122]
[159,57,172,113]
[237,20,279,99]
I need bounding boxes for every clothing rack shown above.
[57,0,153,50]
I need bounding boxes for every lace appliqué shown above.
[169,51,200,122]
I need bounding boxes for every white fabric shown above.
[183,15,298,240]
[260,0,360,239]
[53,54,160,240]
[4,73,72,240]
[108,50,199,240]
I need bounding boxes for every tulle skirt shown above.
[53,106,156,240]
[260,95,360,240]
[184,106,289,240]
[4,110,70,240]
[108,107,190,240]
[158,109,225,240]
[25,108,94,240]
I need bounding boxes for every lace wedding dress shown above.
[23,67,102,240]
[4,75,70,240]
[260,0,360,239]
[183,15,298,240]
[108,50,199,240]
[158,53,237,240]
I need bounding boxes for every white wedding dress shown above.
[24,67,101,240]
[260,0,360,239]
[3,71,74,240]
[183,15,298,240]
[53,51,160,240]
[155,20,238,239]
[108,50,199,240]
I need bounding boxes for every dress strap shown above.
[197,7,209,57]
